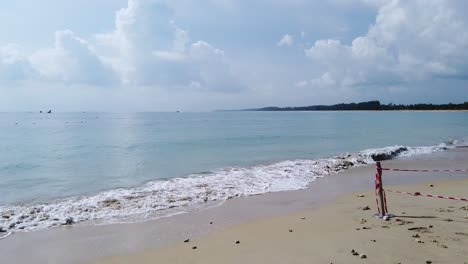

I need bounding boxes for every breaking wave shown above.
[0,142,452,234]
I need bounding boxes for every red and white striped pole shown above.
[375,162,389,218]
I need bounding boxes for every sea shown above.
[0,111,467,234]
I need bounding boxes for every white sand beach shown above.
[95,178,468,264]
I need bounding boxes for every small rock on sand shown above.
[362,206,371,211]
[359,254,367,259]
[235,240,240,244]
[357,194,365,198]
[192,246,197,249]
[184,239,190,243]
[428,184,434,187]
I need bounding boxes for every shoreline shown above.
[0,143,451,233]
[96,177,468,264]
[0,148,467,264]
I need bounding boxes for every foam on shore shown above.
[0,143,451,233]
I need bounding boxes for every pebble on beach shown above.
[62,217,74,225]
[362,206,371,211]
[184,239,190,243]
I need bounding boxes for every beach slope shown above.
[94,178,468,264]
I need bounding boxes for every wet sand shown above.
[1,149,467,264]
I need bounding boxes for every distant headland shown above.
[240,101,468,111]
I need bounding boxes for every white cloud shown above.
[294,80,308,87]
[277,34,294,47]
[29,30,116,85]
[1,0,243,92]
[0,44,36,82]
[305,0,468,88]
[153,51,187,62]
[95,0,242,91]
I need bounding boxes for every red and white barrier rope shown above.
[386,189,468,202]
[382,168,468,172]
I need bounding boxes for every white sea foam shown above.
[0,231,11,240]
[0,143,451,233]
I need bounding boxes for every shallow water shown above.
[1,111,467,205]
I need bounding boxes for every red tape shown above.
[386,189,468,202]
[382,168,468,172]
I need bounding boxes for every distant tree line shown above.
[247,101,468,111]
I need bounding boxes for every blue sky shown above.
[0,0,467,111]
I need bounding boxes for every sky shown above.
[0,0,467,112]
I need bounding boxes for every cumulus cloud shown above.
[95,0,243,91]
[0,0,242,92]
[278,34,294,47]
[0,45,36,82]
[30,30,116,85]
[305,0,468,88]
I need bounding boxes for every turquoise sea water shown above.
[1,111,467,206]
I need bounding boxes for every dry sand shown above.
[94,178,468,264]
